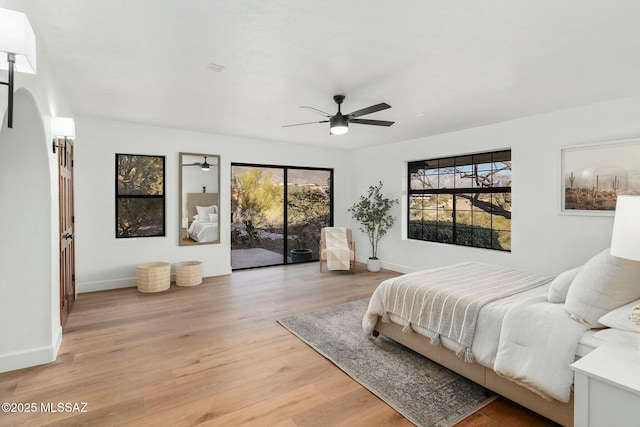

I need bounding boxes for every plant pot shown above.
[290,249,313,263]
[367,258,381,272]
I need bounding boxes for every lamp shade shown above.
[0,8,36,74]
[610,195,640,261]
[53,117,76,139]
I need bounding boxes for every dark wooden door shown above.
[58,138,75,327]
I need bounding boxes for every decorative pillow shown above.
[196,205,217,220]
[208,213,218,222]
[547,266,581,303]
[598,299,640,332]
[564,248,640,328]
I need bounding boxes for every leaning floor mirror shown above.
[179,152,221,245]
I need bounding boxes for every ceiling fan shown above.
[182,156,213,171]
[283,95,394,135]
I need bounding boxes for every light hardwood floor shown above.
[0,263,558,426]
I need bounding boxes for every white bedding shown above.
[363,263,553,362]
[188,220,218,242]
[494,296,588,402]
[369,284,550,368]
[363,267,601,403]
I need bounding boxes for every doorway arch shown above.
[0,88,58,372]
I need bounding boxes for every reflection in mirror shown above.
[179,153,221,245]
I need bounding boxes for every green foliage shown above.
[408,220,510,251]
[116,154,165,237]
[232,168,282,236]
[117,155,164,195]
[287,186,331,249]
[348,181,398,259]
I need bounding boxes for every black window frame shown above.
[407,149,511,251]
[115,153,166,238]
[230,163,334,269]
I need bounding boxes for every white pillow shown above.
[598,299,640,332]
[196,205,217,220]
[592,328,640,348]
[547,266,581,303]
[208,213,218,222]
[565,248,640,328]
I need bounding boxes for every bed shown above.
[185,193,219,243]
[362,250,640,426]
[188,217,218,242]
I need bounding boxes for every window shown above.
[408,150,511,251]
[116,154,165,238]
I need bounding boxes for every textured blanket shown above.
[324,227,351,270]
[363,263,552,362]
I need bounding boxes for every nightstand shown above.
[571,341,640,427]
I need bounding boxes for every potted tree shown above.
[288,187,330,263]
[348,181,398,272]
[289,224,314,262]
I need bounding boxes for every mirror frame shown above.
[179,152,221,246]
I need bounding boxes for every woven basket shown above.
[175,261,203,287]
[137,262,171,293]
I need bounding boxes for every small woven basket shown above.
[137,262,171,293]
[175,261,203,287]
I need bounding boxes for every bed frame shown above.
[374,320,573,426]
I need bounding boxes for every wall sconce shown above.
[0,8,37,129]
[52,117,76,166]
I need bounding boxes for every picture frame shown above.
[115,153,166,238]
[561,138,640,215]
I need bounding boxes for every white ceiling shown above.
[23,0,640,150]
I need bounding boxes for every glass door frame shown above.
[231,162,334,270]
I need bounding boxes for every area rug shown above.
[277,299,496,427]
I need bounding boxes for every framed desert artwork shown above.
[561,138,640,215]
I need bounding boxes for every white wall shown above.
[348,96,640,276]
[76,97,640,292]
[0,1,74,372]
[0,90,56,372]
[74,117,350,292]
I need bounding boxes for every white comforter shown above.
[494,296,588,402]
[188,220,218,242]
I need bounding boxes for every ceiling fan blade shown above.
[350,118,395,127]
[300,106,331,117]
[347,102,391,118]
[282,120,329,128]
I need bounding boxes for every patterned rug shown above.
[278,298,496,427]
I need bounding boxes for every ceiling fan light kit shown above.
[330,114,348,135]
[284,94,393,135]
[182,156,213,171]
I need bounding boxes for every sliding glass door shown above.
[231,164,333,270]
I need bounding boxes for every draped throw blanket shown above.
[364,263,552,362]
[324,227,352,270]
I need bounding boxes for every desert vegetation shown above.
[564,172,619,211]
[231,167,331,261]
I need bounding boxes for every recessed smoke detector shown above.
[206,63,225,72]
